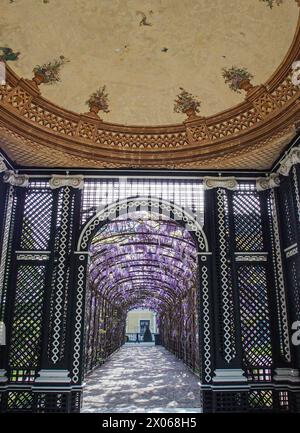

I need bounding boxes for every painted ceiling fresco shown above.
[0,0,298,125]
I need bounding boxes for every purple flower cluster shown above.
[88,214,198,314]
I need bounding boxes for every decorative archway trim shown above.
[77,196,209,252]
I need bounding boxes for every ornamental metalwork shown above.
[0,160,299,413]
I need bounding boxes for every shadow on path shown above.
[81,345,201,413]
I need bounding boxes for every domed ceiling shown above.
[0,0,300,170]
[0,0,298,125]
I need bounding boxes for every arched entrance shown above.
[73,197,211,411]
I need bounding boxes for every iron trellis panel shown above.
[80,178,204,227]
[2,168,300,413]
[8,264,46,377]
[2,186,27,390]
[278,176,298,250]
[266,189,291,364]
[238,264,273,369]
[0,179,8,254]
[20,187,53,251]
[284,254,300,366]
[48,186,76,366]
[231,185,276,377]
[70,253,88,385]
[277,172,300,367]
[6,391,34,413]
[289,257,300,322]
[215,188,237,364]
[232,189,264,252]
[198,256,214,384]
[0,184,15,322]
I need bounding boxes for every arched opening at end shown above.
[125,307,158,343]
[82,210,201,411]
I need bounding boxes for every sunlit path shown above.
[81,345,201,413]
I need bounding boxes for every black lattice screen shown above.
[288,258,300,321]
[281,191,297,248]
[216,188,236,361]
[20,188,53,250]
[248,390,273,411]
[84,291,126,375]
[0,186,17,322]
[8,264,45,380]
[277,170,300,353]
[81,178,204,225]
[232,190,264,252]
[1,166,300,413]
[7,391,34,412]
[47,187,75,364]
[238,265,273,368]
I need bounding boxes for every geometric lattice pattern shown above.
[20,187,53,250]
[248,390,273,411]
[215,391,248,413]
[268,190,291,363]
[36,393,68,413]
[7,391,34,412]
[278,391,289,412]
[233,191,264,252]
[9,265,45,369]
[280,185,297,248]
[216,188,236,363]
[292,166,300,228]
[0,185,16,322]
[238,265,273,367]
[80,178,204,225]
[289,259,300,321]
[48,187,73,364]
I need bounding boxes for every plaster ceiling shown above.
[0,0,298,126]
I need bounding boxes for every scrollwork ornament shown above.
[49,174,84,190]
[203,176,238,191]
[256,173,280,191]
[278,146,300,176]
[0,156,7,173]
[3,170,29,187]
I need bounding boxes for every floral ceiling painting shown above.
[0,0,299,170]
[0,0,298,125]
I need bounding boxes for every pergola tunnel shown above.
[84,211,200,377]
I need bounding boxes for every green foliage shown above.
[222,66,253,93]
[86,86,110,112]
[260,0,283,8]
[33,55,69,85]
[174,87,201,114]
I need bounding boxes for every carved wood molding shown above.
[0,16,300,169]
[0,122,297,170]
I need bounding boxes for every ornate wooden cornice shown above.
[1,15,300,169]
